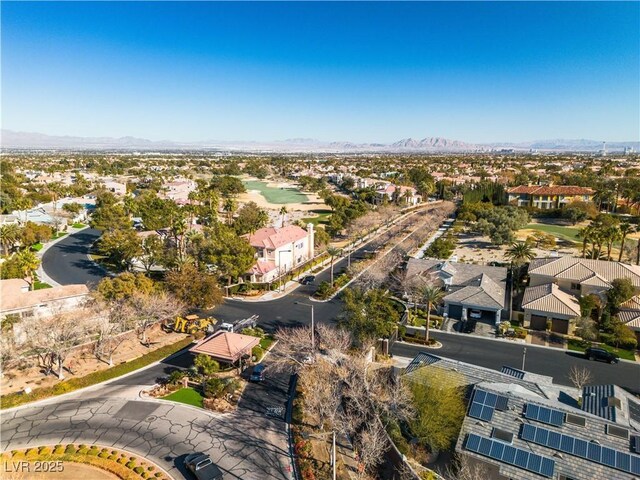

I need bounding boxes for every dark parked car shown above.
[301,275,316,285]
[184,454,223,480]
[585,347,619,364]
[463,320,477,334]
[250,363,266,382]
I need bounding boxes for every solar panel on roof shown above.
[467,388,509,422]
[565,413,586,427]
[465,434,555,478]
[495,395,509,411]
[524,403,565,427]
[629,401,640,423]
[632,435,640,455]
[519,423,640,476]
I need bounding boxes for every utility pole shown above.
[332,430,336,480]
[296,301,315,352]
[522,347,527,371]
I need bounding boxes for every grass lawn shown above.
[72,222,86,228]
[525,223,581,243]
[52,232,68,239]
[242,180,309,204]
[34,281,52,290]
[302,209,332,226]
[260,335,275,350]
[567,338,636,361]
[162,387,204,408]
[31,242,44,251]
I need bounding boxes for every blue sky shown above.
[2,1,639,143]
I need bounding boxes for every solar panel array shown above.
[524,403,565,427]
[465,433,555,478]
[468,389,509,422]
[520,424,640,475]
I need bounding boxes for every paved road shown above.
[1,354,293,480]
[391,332,640,394]
[41,228,106,286]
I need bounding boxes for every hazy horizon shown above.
[3,2,639,143]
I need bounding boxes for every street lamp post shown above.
[295,301,315,353]
[278,249,292,292]
[522,346,527,371]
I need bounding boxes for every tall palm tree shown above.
[618,222,633,262]
[0,224,21,256]
[223,198,237,224]
[604,226,621,261]
[505,241,535,321]
[577,225,593,258]
[505,241,535,267]
[279,206,288,227]
[326,246,341,286]
[16,249,40,290]
[419,285,445,343]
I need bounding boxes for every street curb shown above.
[395,332,639,365]
[1,343,195,413]
[1,443,174,480]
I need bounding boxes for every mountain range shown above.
[1,130,638,153]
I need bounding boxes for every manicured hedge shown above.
[1,337,194,409]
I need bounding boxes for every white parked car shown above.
[469,310,482,319]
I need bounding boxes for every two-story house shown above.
[507,185,594,209]
[522,256,640,334]
[243,224,315,283]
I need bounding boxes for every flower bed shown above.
[1,445,169,480]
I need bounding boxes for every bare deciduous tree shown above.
[128,291,185,346]
[568,365,593,393]
[443,453,489,480]
[354,420,388,479]
[24,311,91,379]
[92,299,134,366]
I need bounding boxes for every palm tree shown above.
[279,206,288,227]
[618,222,633,262]
[604,225,621,261]
[16,249,40,290]
[419,285,444,343]
[326,246,341,286]
[0,224,21,255]
[577,225,593,258]
[505,241,535,267]
[505,241,535,321]
[223,198,237,224]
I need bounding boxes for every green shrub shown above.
[252,346,264,361]
[194,354,220,376]
[154,472,163,478]
[134,466,145,474]
[38,447,51,455]
[53,446,65,455]
[77,446,89,454]
[117,457,127,464]
[64,445,77,454]
[203,377,225,399]
[88,447,100,456]
[25,448,39,457]
[126,461,136,469]
[108,454,119,461]
[147,466,155,471]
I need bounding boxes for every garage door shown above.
[551,318,569,335]
[530,314,547,331]
[448,304,463,320]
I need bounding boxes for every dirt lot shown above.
[1,326,186,396]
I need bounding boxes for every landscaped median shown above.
[0,337,194,409]
[1,444,169,480]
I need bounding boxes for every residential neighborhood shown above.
[1,2,639,480]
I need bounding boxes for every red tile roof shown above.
[507,185,594,196]
[190,331,260,363]
[244,225,308,250]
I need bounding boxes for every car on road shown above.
[469,309,482,319]
[184,454,224,480]
[463,320,477,334]
[300,275,316,285]
[585,347,619,364]
[250,364,266,382]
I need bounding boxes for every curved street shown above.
[41,228,106,286]
[1,354,293,480]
